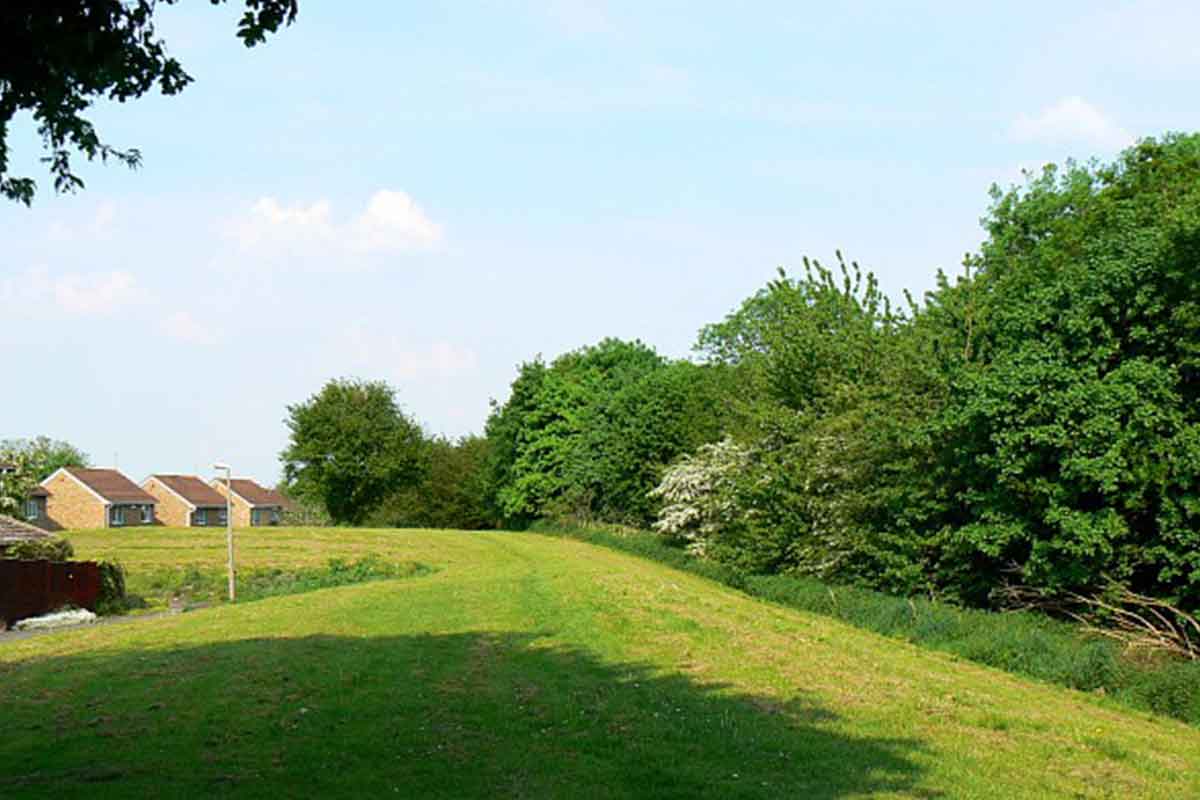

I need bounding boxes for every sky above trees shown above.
[3,0,1198,483]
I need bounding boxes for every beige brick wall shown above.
[211,480,253,527]
[42,472,106,531]
[141,478,190,527]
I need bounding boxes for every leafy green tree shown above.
[923,135,1200,607]
[281,379,425,525]
[368,435,495,530]
[485,339,729,526]
[1,436,90,480]
[1,1,297,204]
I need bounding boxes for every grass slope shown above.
[2,528,1198,799]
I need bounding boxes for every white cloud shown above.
[341,327,478,381]
[226,189,442,265]
[1011,97,1132,151]
[53,271,146,315]
[2,267,147,316]
[545,0,614,36]
[350,190,443,253]
[161,310,218,345]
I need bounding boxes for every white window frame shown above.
[24,499,39,520]
[195,509,207,526]
[218,508,228,526]
[270,509,281,525]
[251,509,260,526]
[111,506,125,526]
[141,505,153,524]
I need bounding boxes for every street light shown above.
[213,462,235,602]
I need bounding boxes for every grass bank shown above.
[2,528,1198,798]
[534,522,1200,727]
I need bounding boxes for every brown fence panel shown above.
[0,560,101,625]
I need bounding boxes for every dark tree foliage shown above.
[484,339,729,527]
[0,0,297,204]
[922,135,1200,607]
[678,134,1200,612]
[367,436,496,531]
[281,379,425,526]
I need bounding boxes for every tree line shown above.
[282,134,1200,614]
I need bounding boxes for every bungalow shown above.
[141,474,229,528]
[40,467,157,530]
[210,477,288,527]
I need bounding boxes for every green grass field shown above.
[3,527,1199,798]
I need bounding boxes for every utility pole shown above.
[214,462,235,602]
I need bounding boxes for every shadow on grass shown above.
[0,632,927,799]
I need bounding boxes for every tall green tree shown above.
[1,1,297,204]
[281,379,425,525]
[923,135,1200,606]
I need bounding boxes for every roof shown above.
[29,485,48,498]
[148,474,228,508]
[0,514,51,545]
[221,478,289,508]
[56,468,157,504]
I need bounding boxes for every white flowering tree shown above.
[0,451,38,518]
[649,437,749,556]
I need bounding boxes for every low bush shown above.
[129,556,433,609]
[96,560,131,615]
[4,536,74,561]
[535,522,1200,727]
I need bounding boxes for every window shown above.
[24,499,39,520]
[111,506,125,526]
[142,505,153,524]
[270,509,281,525]
[218,508,228,526]
[251,509,260,526]
[195,509,207,526]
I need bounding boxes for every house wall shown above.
[211,481,253,527]
[42,472,106,531]
[109,503,155,528]
[191,507,227,527]
[25,496,51,530]
[141,478,191,527]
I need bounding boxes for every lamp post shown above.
[214,462,235,602]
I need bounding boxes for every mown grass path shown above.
[2,529,1198,798]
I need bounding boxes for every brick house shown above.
[40,467,157,530]
[141,474,229,528]
[210,478,288,527]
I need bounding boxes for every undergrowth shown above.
[532,521,1200,727]
[130,555,433,609]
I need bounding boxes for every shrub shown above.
[96,561,128,615]
[4,536,74,561]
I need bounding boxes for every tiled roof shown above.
[149,474,227,507]
[61,468,156,504]
[0,514,51,545]
[224,478,288,508]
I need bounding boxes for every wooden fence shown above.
[0,560,101,625]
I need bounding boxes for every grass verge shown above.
[3,529,1199,798]
[532,521,1200,727]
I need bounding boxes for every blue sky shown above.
[3,1,1198,485]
